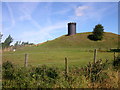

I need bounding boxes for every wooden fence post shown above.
[114,52,116,61]
[65,57,68,79]
[118,70,120,88]
[94,49,97,63]
[24,53,28,67]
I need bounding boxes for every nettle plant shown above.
[2,61,15,80]
[112,56,120,70]
[82,59,109,82]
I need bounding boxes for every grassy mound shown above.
[39,32,119,49]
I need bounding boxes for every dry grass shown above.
[88,69,119,88]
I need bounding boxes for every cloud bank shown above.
[75,6,89,16]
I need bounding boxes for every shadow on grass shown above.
[87,34,103,41]
[87,34,97,41]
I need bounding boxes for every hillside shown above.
[3,32,120,67]
[39,32,119,49]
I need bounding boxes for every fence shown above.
[22,49,118,78]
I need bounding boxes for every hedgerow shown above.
[2,59,119,88]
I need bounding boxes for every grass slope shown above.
[40,32,119,49]
[2,32,119,67]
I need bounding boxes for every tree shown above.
[2,35,13,48]
[0,32,3,49]
[14,41,34,49]
[14,41,19,49]
[93,24,104,40]
[88,24,104,41]
[14,41,22,49]
[0,32,3,43]
[14,41,19,46]
[21,41,29,45]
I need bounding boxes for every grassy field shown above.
[2,47,118,68]
[2,32,120,88]
[2,32,119,68]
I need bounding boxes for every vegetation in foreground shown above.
[2,56,120,88]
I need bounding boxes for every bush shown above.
[113,56,120,70]
[2,61,15,80]
[3,61,13,70]
[2,61,118,88]
[82,59,109,82]
[46,67,59,79]
[109,49,120,52]
[31,65,59,79]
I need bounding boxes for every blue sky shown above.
[2,2,118,44]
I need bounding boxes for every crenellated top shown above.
[68,22,76,25]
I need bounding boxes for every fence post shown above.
[24,53,28,67]
[65,57,68,79]
[118,70,120,88]
[114,52,116,61]
[94,49,97,63]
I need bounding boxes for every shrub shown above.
[46,67,59,79]
[109,49,120,52]
[2,61,118,88]
[3,61,13,70]
[2,61,15,80]
[82,59,109,82]
[112,56,120,70]
[33,65,59,79]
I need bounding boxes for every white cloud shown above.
[73,3,114,23]
[75,6,89,16]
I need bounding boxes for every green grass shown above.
[3,47,118,68]
[2,32,120,68]
[40,32,119,49]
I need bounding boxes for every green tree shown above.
[0,32,3,42]
[14,41,19,49]
[21,41,29,45]
[2,35,13,48]
[88,24,104,41]
[14,41,19,46]
[0,32,3,50]
[93,24,104,40]
[14,41,22,49]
